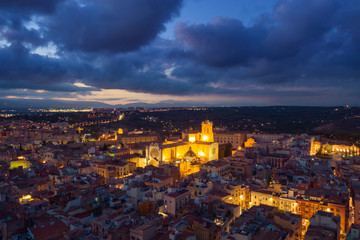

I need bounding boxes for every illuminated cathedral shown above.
[145,120,219,169]
[310,138,360,157]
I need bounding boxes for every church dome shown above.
[184,147,197,158]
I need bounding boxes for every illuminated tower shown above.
[201,120,214,142]
[310,137,321,156]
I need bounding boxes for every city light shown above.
[198,151,205,157]
[0,0,357,237]
[202,135,209,141]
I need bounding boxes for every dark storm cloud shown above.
[84,46,221,95]
[0,23,45,47]
[264,0,339,59]
[0,0,359,105]
[173,0,360,89]
[0,0,61,14]
[175,0,341,66]
[0,0,56,49]
[0,43,97,92]
[47,0,183,53]
[175,18,267,67]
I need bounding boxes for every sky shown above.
[0,0,359,106]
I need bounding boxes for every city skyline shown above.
[1,107,359,239]
[0,0,360,106]
[1,1,360,236]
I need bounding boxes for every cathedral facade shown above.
[145,120,219,167]
[310,137,360,157]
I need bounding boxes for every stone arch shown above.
[148,158,159,167]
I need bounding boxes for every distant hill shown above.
[0,98,214,109]
[114,101,213,108]
[0,99,112,109]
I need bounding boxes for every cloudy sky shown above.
[0,0,359,106]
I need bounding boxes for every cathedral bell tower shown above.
[201,120,214,142]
